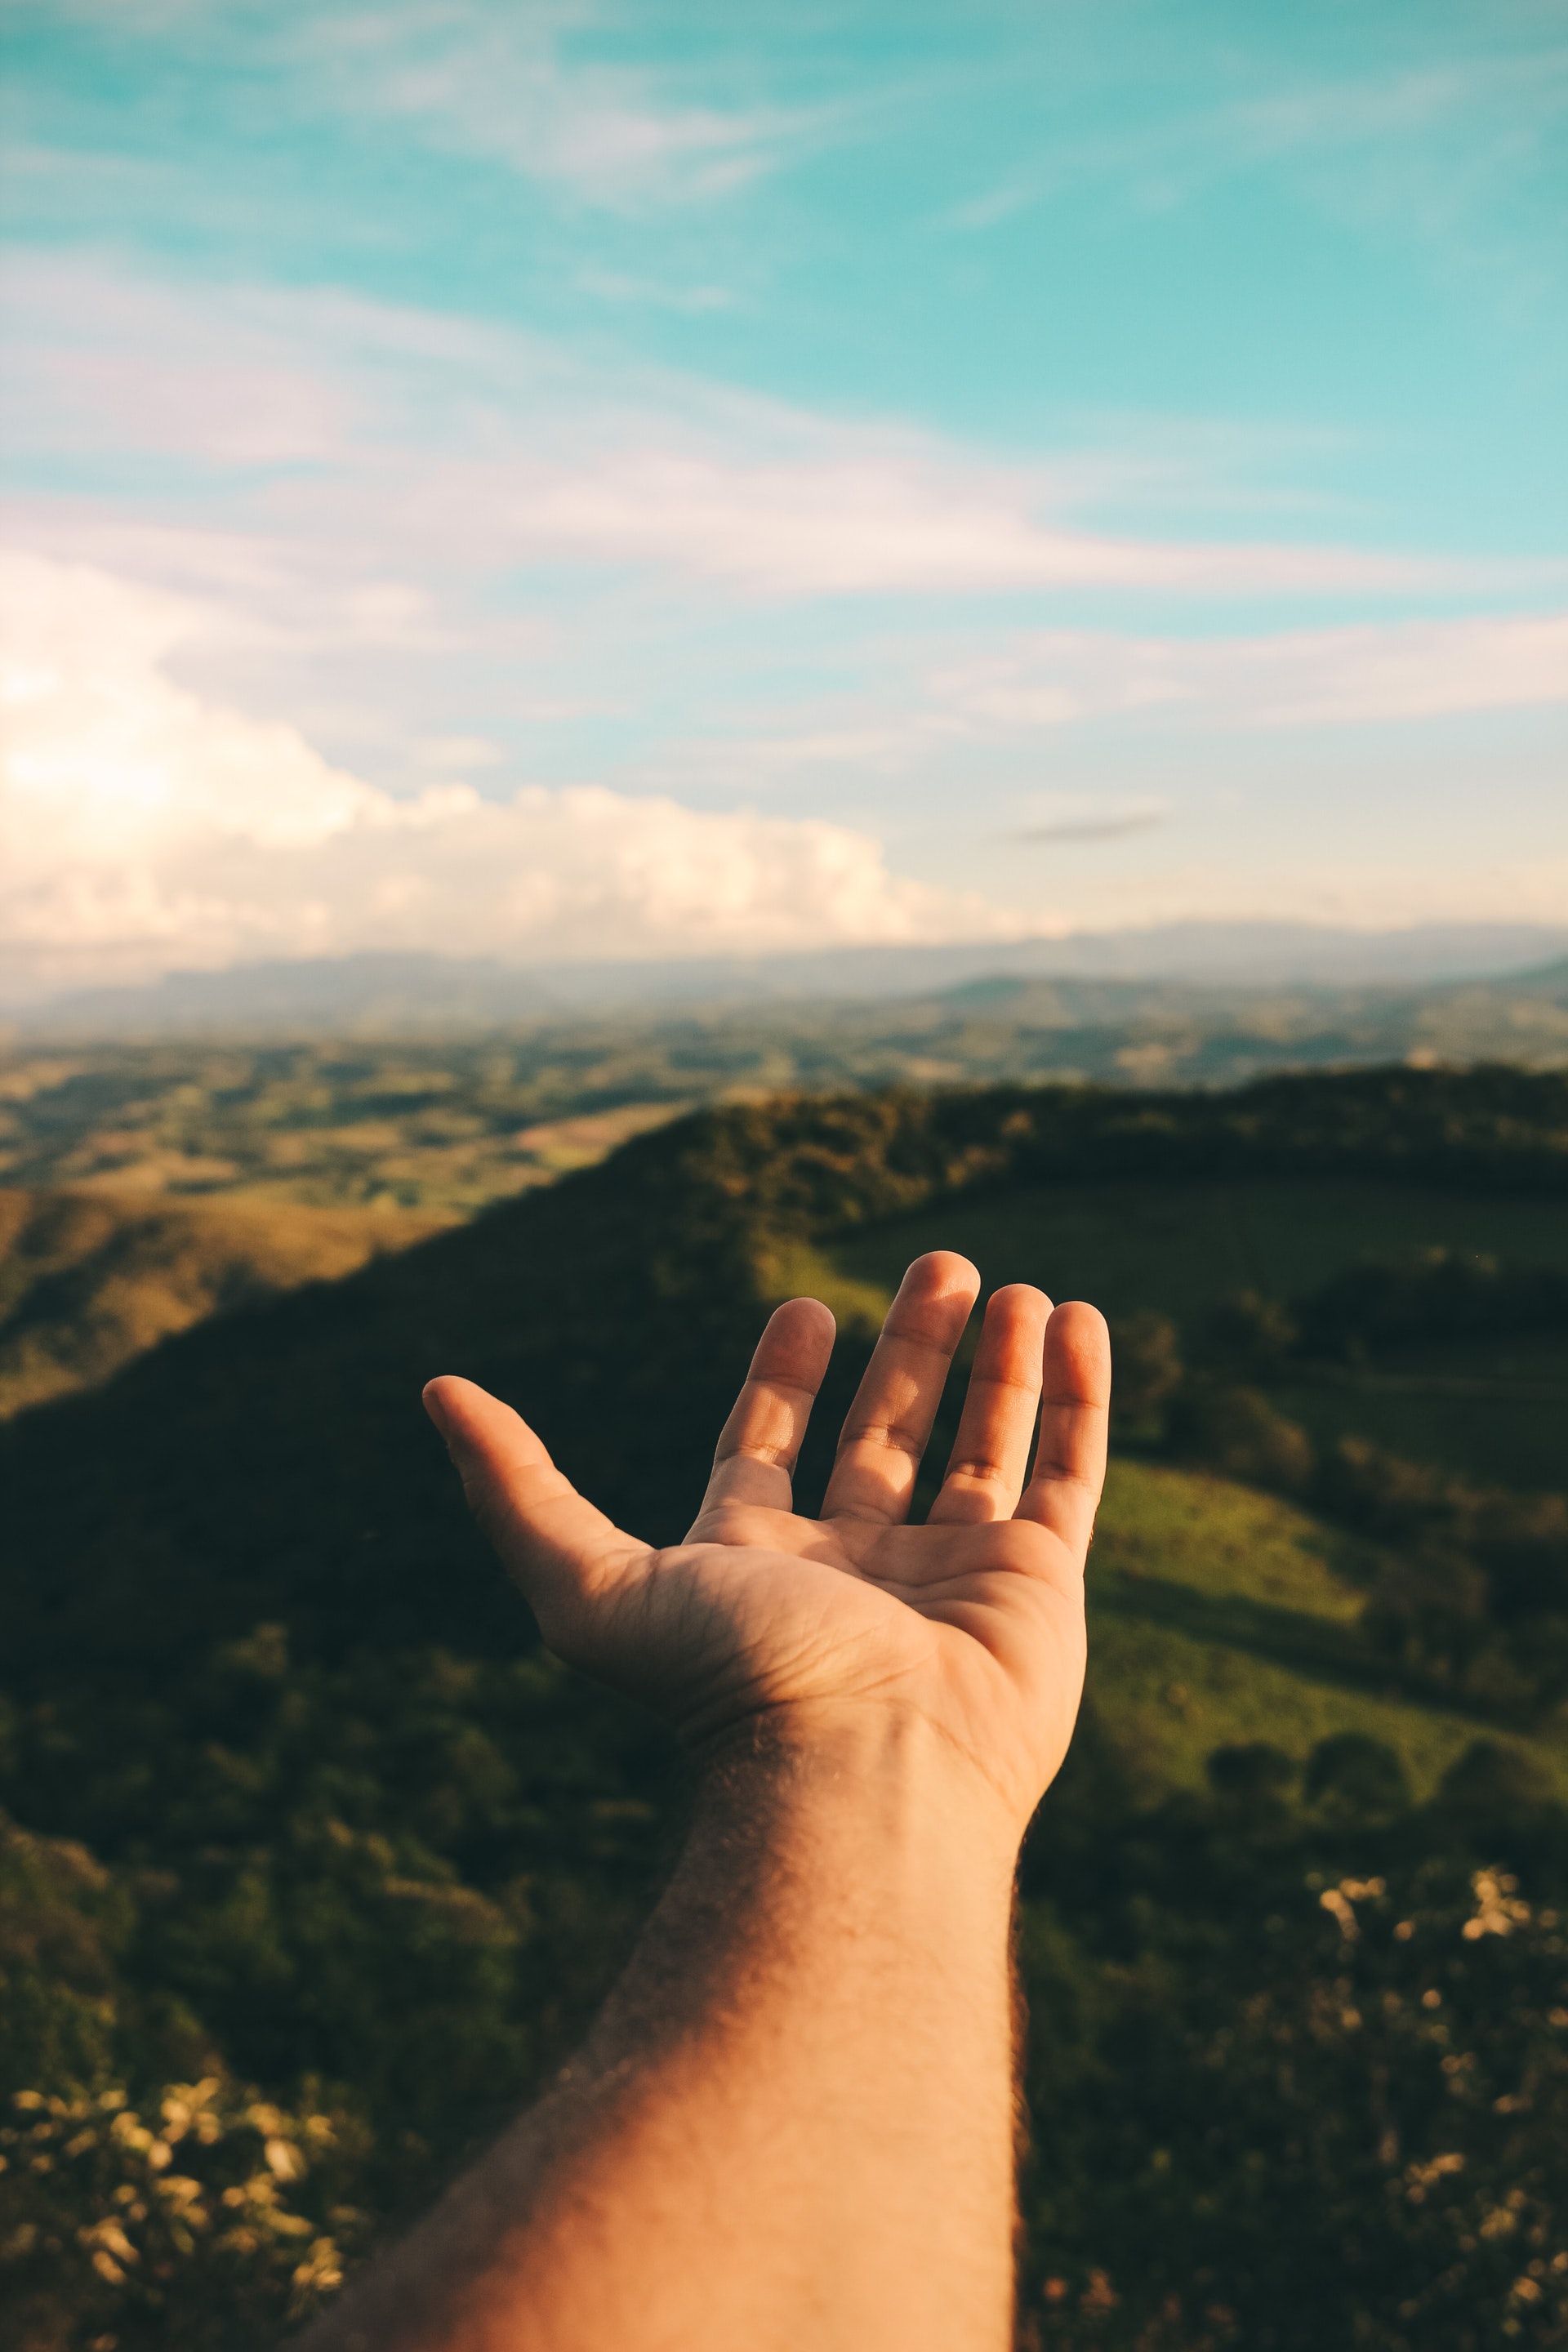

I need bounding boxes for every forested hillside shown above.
[2,1066,1566,2347]
[6,954,1568,1216]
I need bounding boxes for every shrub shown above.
[1167,1384,1315,1495]
[1106,1312,1183,1433]
[1361,1546,1493,1686]
[1303,1733,1412,1822]
[0,2074,368,2350]
[1205,1288,1298,1372]
[1437,1741,1557,1817]
[1205,1743,1297,1811]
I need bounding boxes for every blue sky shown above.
[2,0,1566,986]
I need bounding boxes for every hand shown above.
[424,1254,1111,1837]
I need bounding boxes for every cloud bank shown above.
[0,551,1027,995]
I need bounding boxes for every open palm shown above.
[425,1253,1111,1831]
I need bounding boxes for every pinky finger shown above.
[1014,1301,1111,1566]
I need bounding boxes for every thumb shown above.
[423,1376,644,1628]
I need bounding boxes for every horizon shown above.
[8,919,1568,1043]
[2,0,1566,992]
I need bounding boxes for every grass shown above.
[0,1188,449,1415]
[1088,1462,1568,1802]
[776,1187,1568,1802]
[0,1044,689,1211]
[823,1177,1568,1322]
[821,1178,1568,1490]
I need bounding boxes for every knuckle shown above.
[839,1418,924,1463]
[947,1454,1008,1486]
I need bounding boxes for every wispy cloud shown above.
[934,612,1568,734]
[287,3,829,207]
[7,259,1539,611]
[1013,799,1168,844]
[951,33,1568,264]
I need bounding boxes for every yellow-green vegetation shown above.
[0,1043,687,1210]
[2,1067,1567,2346]
[824,1177,1568,1491]
[824,1174,1568,1323]
[1089,1461,1568,1802]
[0,1188,450,1416]
[771,1195,1568,1797]
[9,950,1568,1212]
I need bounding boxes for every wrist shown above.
[688,1700,1026,1902]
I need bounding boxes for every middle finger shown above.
[926,1283,1050,1525]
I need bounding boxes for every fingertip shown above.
[1049,1298,1110,1338]
[757,1294,837,1384]
[986,1280,1053,1321]
[421,1374,509,1451]
[422,1375,457,1436]
[898,1251,982,1318]
[778,1294,837,1340]
[1045,1300,1112,1398]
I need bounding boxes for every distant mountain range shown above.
[8,921,1568,1040]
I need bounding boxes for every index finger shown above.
[689,1296,836,1527]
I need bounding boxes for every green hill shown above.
[2,1066,1566,2346]
[0,1188,449,1417]
[1089,1462,1567,1799]
[0,1040,686,1211]
[6,952,1568,1221]
[821,1172,1568,1491]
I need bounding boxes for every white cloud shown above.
[0,550,1029,992]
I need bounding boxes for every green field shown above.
[825,1174,1568,1318]
[822,1177,1568,1490]
[1089,1461,1567,1801]
[0,1042,688,1209]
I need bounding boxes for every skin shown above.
[300,1251,1111,2352]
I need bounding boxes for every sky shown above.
[2,0,1566,992]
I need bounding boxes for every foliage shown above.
[0,2077,366,2352]
[1,1066,1567,2340]
[0,1190,444,1419]
[1298,1250,1568,1361]
[1106,1312,1184,1431]
[8,954,1568,1211]
[1018,1832,1568,2351]
[1303,1733,1412,1822]
[1167,1383,1316,1494]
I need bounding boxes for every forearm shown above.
[302,1709,1022,2352]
